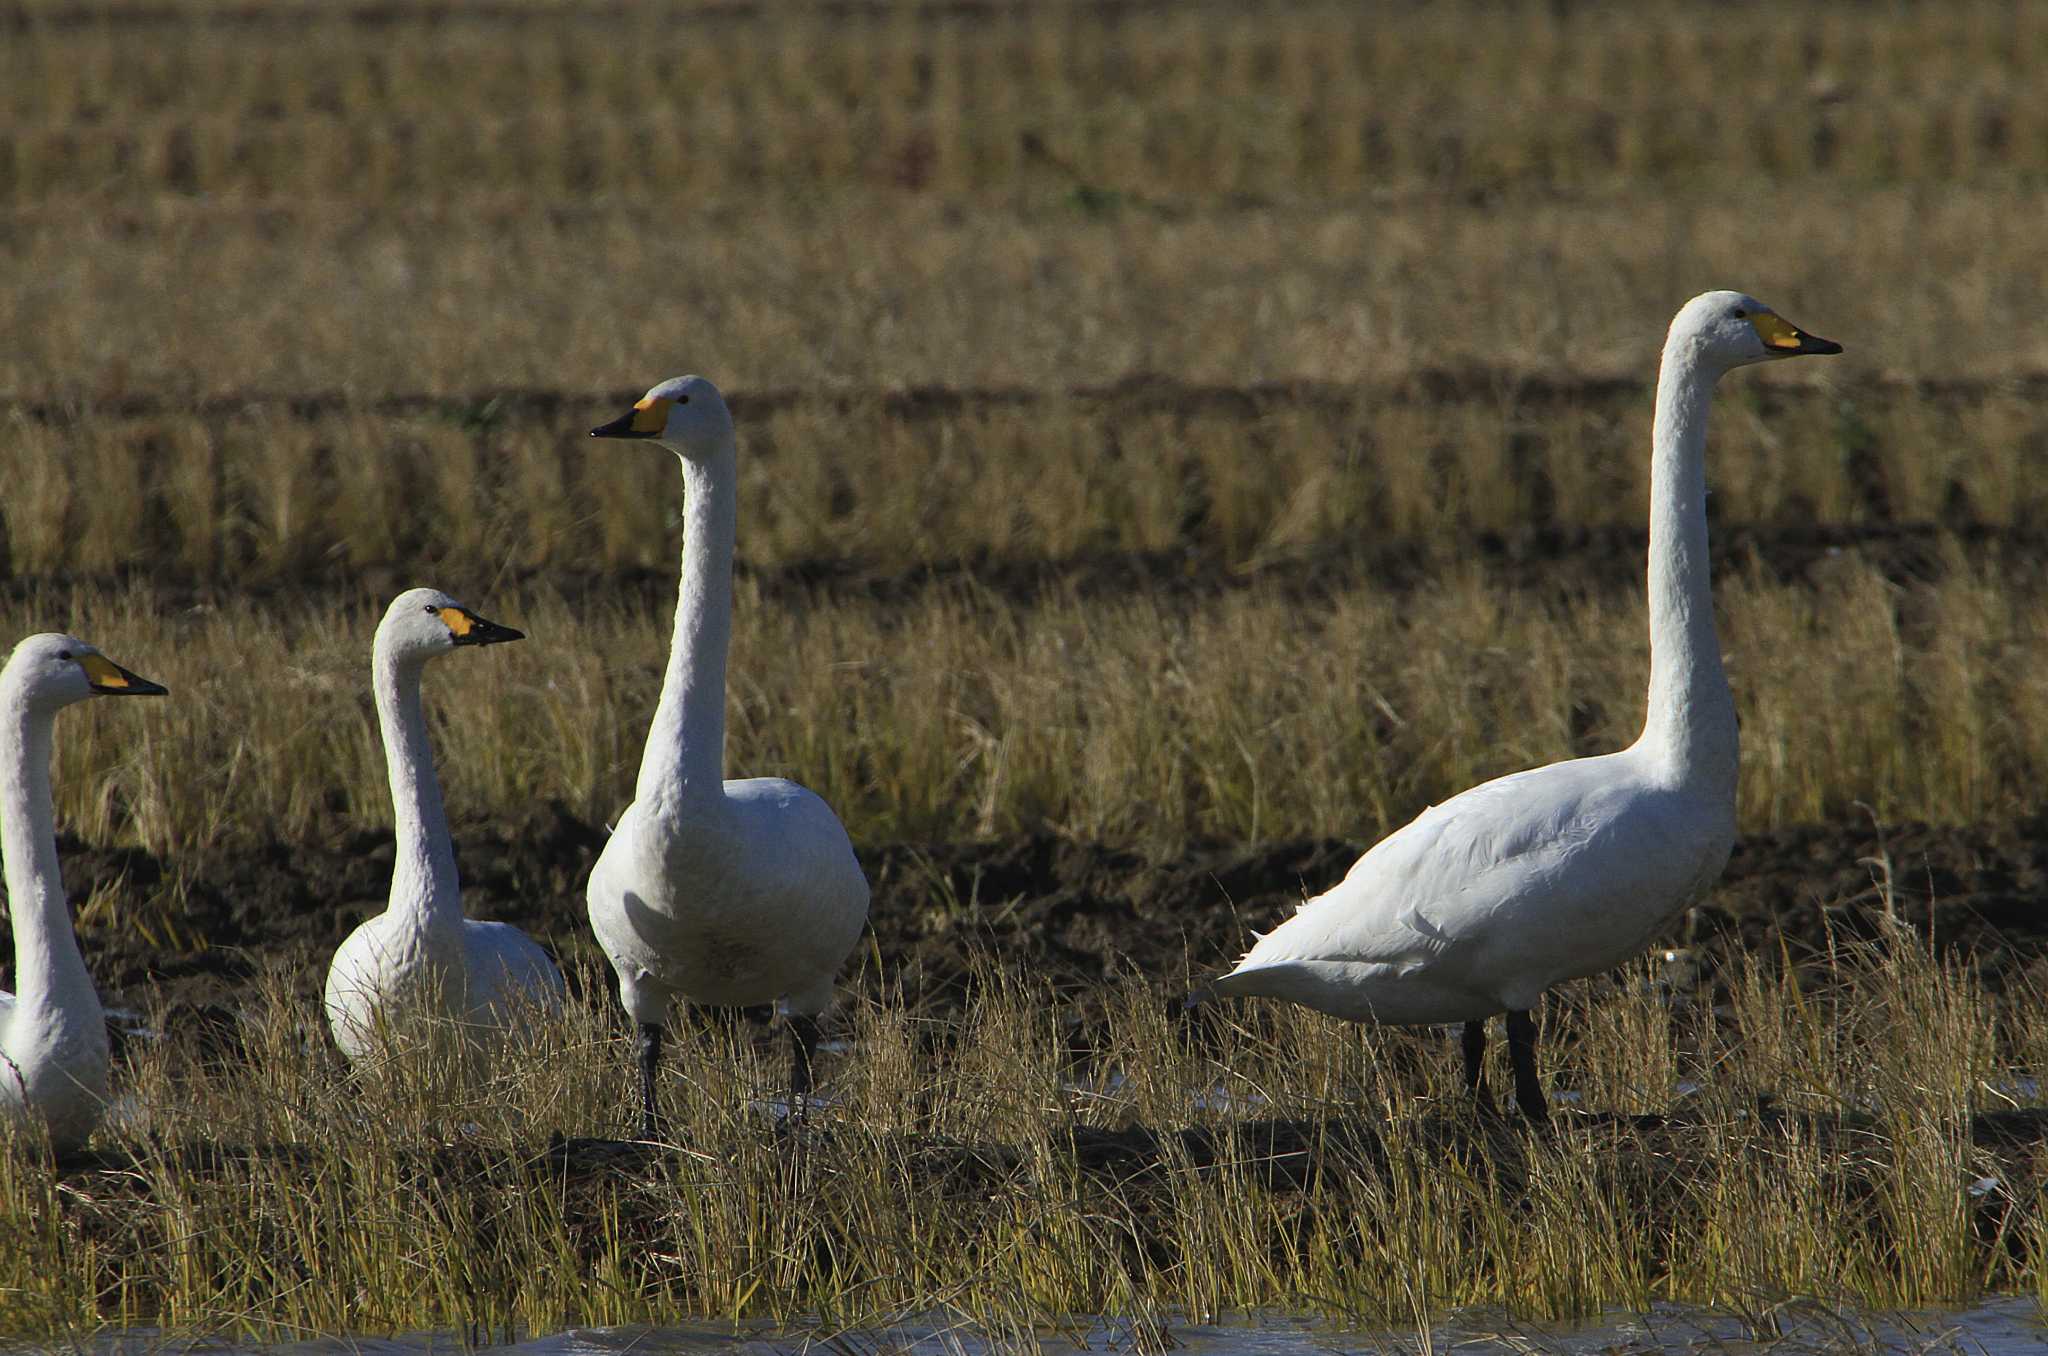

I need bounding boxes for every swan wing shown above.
[1253,762,1609,963]
[461,919,566,1007]
[1214,752,1721,1020]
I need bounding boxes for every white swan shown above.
[323,589,564,1062]
[1201,292,1841,1119]
[2,634,166,1153]
[587,376,870,1140]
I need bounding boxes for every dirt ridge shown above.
[6,518,2040,622]
[8,368,2013,429]
[23,805,2048,1037]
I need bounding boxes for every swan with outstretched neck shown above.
[323,589,564,1061]
[587,375,870,1141]
[1199,291,1841,1119]
[1,634,166,1153]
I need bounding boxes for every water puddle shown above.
[26,1300,2047,1356]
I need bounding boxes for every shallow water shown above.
[31,1300,2047,1356]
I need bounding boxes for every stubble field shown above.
[8,0,2048,1344]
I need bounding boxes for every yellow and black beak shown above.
[79,653,168,697]
[439,607,525,648]
[1750,311,1843,357]
[590,395,670,440]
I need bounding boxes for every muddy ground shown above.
[11,509,2048,1045]
[34,802,2048,1047]
[33,799,2048,1302]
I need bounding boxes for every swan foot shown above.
[1505,1008,1548,1123]
[637,1021,664,1142]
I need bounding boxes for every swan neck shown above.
[639,442,737,809]
[1639,339,1737,785]
[2,703,95,1018]
[374,645,459,926]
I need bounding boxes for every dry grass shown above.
[5,0,2048,1339]
[3,1,2045,206]
[3,927,2046,1339]
[2,381,2047,584]
[6,551,2048,859]
[4,185,2048,404]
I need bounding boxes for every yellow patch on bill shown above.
[629,396,672,434]
[438,607,477,637]
[78,653,129,688]
[1749,311,1804,350]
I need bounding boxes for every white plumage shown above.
[587,376,870,1140]
[1,634,166,1152]
[323,589,563,1062]
[1205,291,1842,1118]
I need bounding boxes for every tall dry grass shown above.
[5,550,2046,859]
[4,927,2047,1338]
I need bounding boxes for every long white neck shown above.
[1634,334,1738,789]
[2,700,97,1020]
[374,645,460,927]
[637,438,738,811]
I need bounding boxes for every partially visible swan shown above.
[587,376,870,1140]
[323,589,564,1062]
[1,634,166,1152]
[1200,292,1841,1120]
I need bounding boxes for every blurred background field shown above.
[2,0,2047,849]
[11,0,2048,1335]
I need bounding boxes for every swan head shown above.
[376,588,524,663]
[589,375,734,458]
[1,633,168,713]
[1670,291,1842,372]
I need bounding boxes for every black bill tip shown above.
[456,617,525,647]
[94,663,168,697]
[590,411,655,439]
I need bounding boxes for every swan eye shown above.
[56,649,72,661]
[677,395,690,405]
[423,605,437,615]
[1728,306,1746,320]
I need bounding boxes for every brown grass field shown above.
[8,0,2048,1343]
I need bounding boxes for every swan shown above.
[587,376,870,1140]
[323,588,565,1062]
[1199,292,1841,1120]
[2,634,166,1153]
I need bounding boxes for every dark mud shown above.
[27,805,2048,1045]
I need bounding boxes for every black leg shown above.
[788,1012,823,1128]
[1505,1007,1548,1122]
[637,1021,663,1141]
[1461,1018,1497,1113]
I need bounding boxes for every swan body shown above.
[587,376,870,1138]
[1213,755,1733,1026]
[1,634,166,1152]
[323,589,564,1061]
[590,781,871,1015]
[1205,292,1842,1117]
